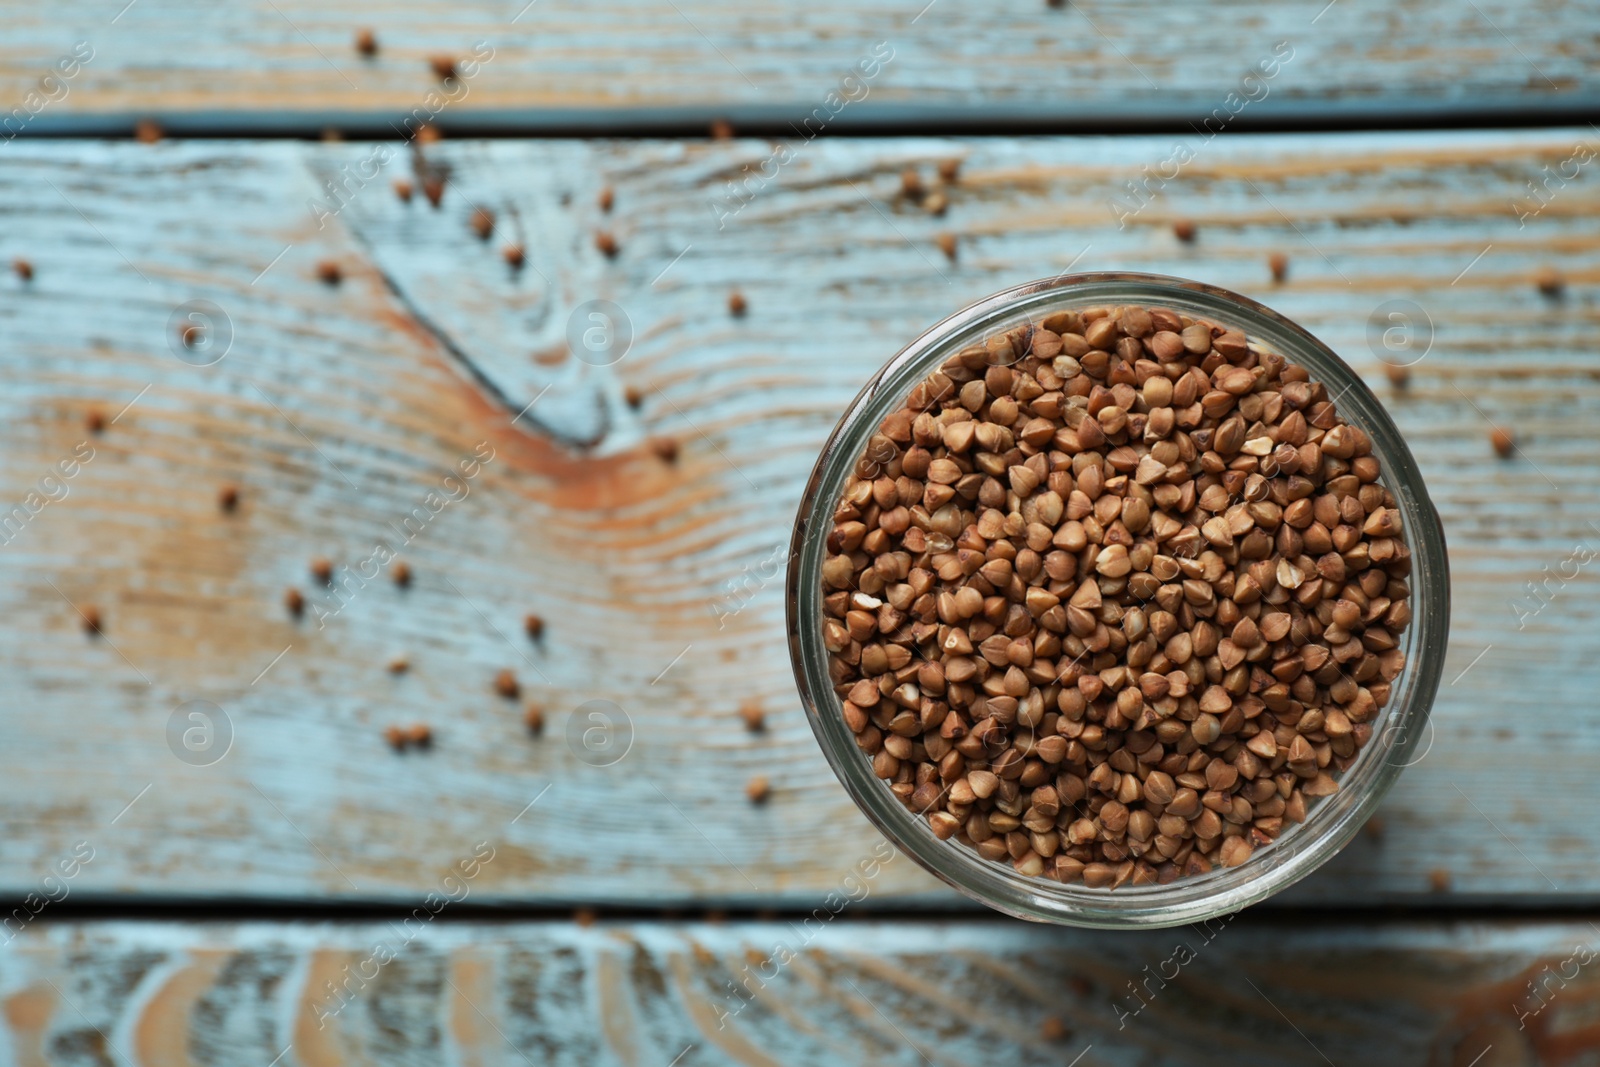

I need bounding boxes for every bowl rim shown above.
[785,271,1451,928]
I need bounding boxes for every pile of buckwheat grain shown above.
[821,304,1413,888]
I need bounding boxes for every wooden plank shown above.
[0,130,1598,907]
[0,1,1595,133]
[1,918,1596,1066]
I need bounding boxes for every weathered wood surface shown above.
[2,918,1597,1066]
[1,130,1598,906]
[0,1,1595,133]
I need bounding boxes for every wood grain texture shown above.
[3,918,1598,1066]
[0,1,1596,133]
[0,130,1598,906]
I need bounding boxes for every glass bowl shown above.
[786,272,1449,928]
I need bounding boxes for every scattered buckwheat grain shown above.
[938,158,962,183]
[315,260,342,286]
[1173,219,1196,243]
[354,28,377,56]
[901,168,924,201]
[85,409,105,434]
[524,702,545,734]
[285,588,305,616]
[394,178,414,203]
[429,55,457,79]
[81,605,101,634]
[12,258,32,281]
[386,723,431,750]
[937,233,958,261]
[595,231,619,258]
[470,207,495,240]
[729,290,747,317]
[710,118,735,141]
[503,244,525,269]
[218,485,239,512]
[1268,252,1289,283]
[598,186,615,212]
[391,561,411,587]
[1535,266,1564,297]
[739,698,766,732]
[525,613,545,640]
[1490,426,1515,458]
[745,776,772,804]
[651,436,679,463]
[310,557,333,585]
[495,669,519,699]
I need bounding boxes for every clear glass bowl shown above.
[786,272,1449,929]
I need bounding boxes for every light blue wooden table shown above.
[0,3,1597,1064]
